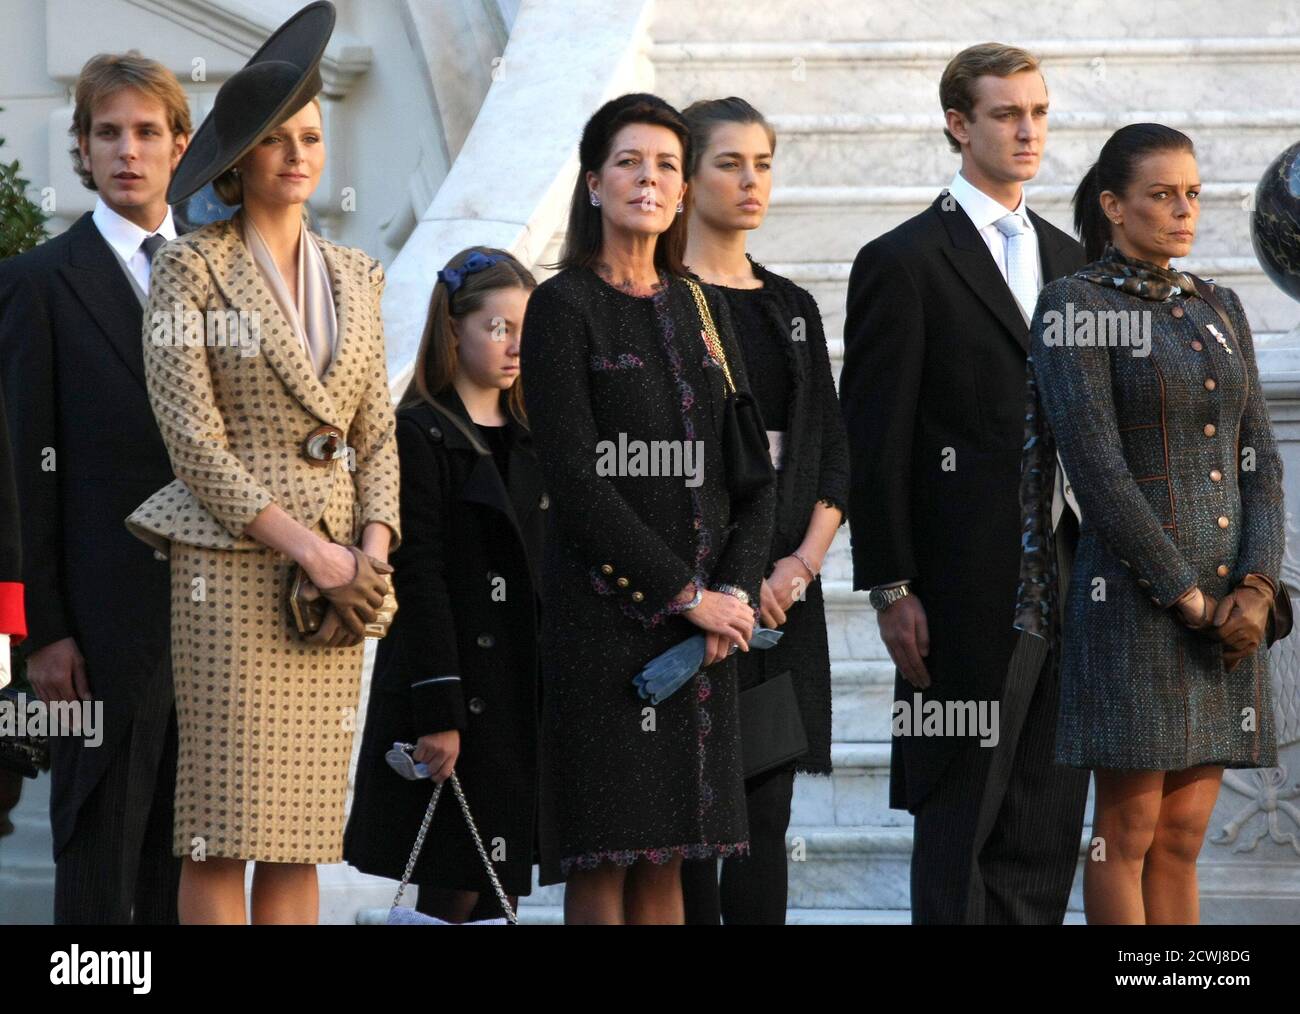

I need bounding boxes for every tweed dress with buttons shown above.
[126,216,402,863]
[521,266,776,884]
[1019,252,1285,771]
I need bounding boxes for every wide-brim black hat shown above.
[167,1,336,205]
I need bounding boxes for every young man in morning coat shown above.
[840,43,1090,924]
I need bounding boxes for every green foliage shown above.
[0,109,49,260]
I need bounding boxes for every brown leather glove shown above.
[316,546,390,638]
[1213,574,1274,671]
[308,604,363,648]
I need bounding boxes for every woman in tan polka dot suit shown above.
[125,13,400,923]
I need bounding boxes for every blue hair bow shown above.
[436,251,505,295]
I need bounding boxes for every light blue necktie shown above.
[994,213,1038,321]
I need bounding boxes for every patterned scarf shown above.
[1075,243,1197,301]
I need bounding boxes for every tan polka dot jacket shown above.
[126,216,402,557]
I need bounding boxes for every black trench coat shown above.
[343,389,545,896]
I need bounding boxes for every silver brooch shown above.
[1207,324,1233,355]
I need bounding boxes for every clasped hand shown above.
[302,543,393,647]
[1176,582,1272,671]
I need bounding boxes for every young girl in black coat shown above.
[344,247,543,922]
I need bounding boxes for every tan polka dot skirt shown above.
[169,534,364,864]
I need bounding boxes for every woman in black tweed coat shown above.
[1018,124,1285,924]
[677,98,849,925]
[522,94,776,924]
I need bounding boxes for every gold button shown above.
[1172,305,1185,318]
[1217,564,1230,577]
[1191,340,1203,351]
[1218,516,1230,529]
[1137,578,1151,589]
[1203,423,1216,437]
[631,591,644,602]
[1204,378,1216,391]
[1210,468,1222,482]
[600,564,614,575]
[616,576,629,588]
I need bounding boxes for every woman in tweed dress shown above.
[128,81,400,920]
[1018,124,1285,924]
[523,94,775,924]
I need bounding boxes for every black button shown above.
[476,633,495,648]
[468,697,486,715]
[429,425,443,442]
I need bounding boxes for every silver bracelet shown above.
[680,585,704,611]
[791,550,819,579]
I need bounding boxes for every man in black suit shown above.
[841,43,1090,923]
[0,52,191,923]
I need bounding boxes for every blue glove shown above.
[632,628,784,705]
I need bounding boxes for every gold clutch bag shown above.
[288,556,398,639]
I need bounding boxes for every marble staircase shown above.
[5,0,1299,926]
[512,0,1300,924]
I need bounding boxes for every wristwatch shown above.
[869,582,911,612]
[712,583,751,606]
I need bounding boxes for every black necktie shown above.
[140,233,166,263]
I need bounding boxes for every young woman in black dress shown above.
[344,247,544,922]
[522,93,776,924]
[678,98,849,924]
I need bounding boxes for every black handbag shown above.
[1188,274,1294,646]
[0,686,50,779]
[739,669,808,779]
[685,279,774,501]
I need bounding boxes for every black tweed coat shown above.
[1022,270,1285,770]
[521,265,776,885]
[712,256,849,775]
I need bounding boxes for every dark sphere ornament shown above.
[1252,140,1300,304]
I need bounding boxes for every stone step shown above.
[823,579,886,661]
[650,38,1300,117]
[793,742,905,827]
[512,904,914,924]
[745,111,1300,191]
[0,772,54,924]
[748,183,1261,267]
[827,663,898,746]
[650,0,1300,43]
[785,824,1089,912]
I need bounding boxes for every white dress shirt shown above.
[91,198,177,295]
[946,171,1080,528]
[945,170,1040,293]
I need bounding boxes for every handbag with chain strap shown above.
[684,278,774,501]
[384,745,518,925]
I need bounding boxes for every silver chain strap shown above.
[390,767,518,925]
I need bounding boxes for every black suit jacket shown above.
[840,192,1086,812]
[0,211,176,856]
